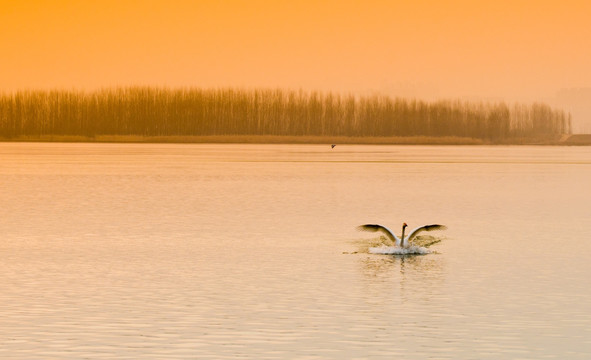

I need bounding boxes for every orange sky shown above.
[1,0,590,104]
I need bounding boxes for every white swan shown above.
[357,222,447,248]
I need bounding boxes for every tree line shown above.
[0,87,570,140]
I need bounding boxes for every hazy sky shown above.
[1,0,590,102]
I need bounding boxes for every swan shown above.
[357,222,447,248]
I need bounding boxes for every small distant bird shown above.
[357,222,447,248]
[331,144,336,149]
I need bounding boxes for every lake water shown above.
[1,143,591,359]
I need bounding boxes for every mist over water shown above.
[1,143,591,359]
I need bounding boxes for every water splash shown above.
[369,245,431,255]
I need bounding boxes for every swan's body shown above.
[358,223,447,248]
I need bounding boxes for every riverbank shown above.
[0,135,483,145]
[561,134,591,145]
[1,134,586,145]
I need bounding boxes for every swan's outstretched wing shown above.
[403,224,447,246]
[357,224,401,245]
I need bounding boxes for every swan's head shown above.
[402,222,408,228]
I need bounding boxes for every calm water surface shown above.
[1,143,591,359]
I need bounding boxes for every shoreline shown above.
[0,134,587,145]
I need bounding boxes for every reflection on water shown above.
[1,143,591,358]
[360,253,445,304]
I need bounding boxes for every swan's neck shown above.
[401,227,406,247]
